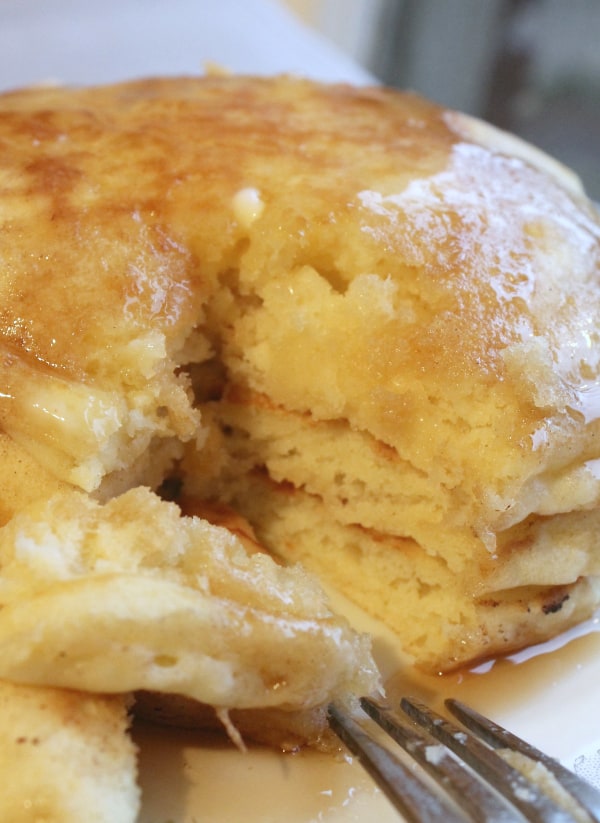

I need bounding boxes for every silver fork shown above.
[328,696,600,823]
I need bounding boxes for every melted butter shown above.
[0,376,122,455]
[231,187,264,229]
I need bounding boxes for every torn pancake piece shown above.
[0,487,378,745]
[0,680,139,823]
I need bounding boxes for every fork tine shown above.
[401,697,578,823]
[360,696,521,822]
[446,698,600,823]
[328,703,466,823]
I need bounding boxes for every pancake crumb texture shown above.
[0,681,139,823]
[0,76,599,762]
[0,487,375,713]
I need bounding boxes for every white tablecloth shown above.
[0,0,374,91]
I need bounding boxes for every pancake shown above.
[2,71,600,822]
[0,73,599,680]
[0,486,376,748]
[0,681,138,823]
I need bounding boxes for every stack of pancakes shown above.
[0,73,599,820]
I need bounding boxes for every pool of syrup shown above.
[384,613,600,784]
[386,613,600,710]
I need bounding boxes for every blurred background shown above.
[281,0,600,200]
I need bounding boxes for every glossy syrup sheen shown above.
[386,612,600,763]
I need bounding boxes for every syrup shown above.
[384,613,600,768]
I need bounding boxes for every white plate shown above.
[0,0,374,92]
[134,592,600,822]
